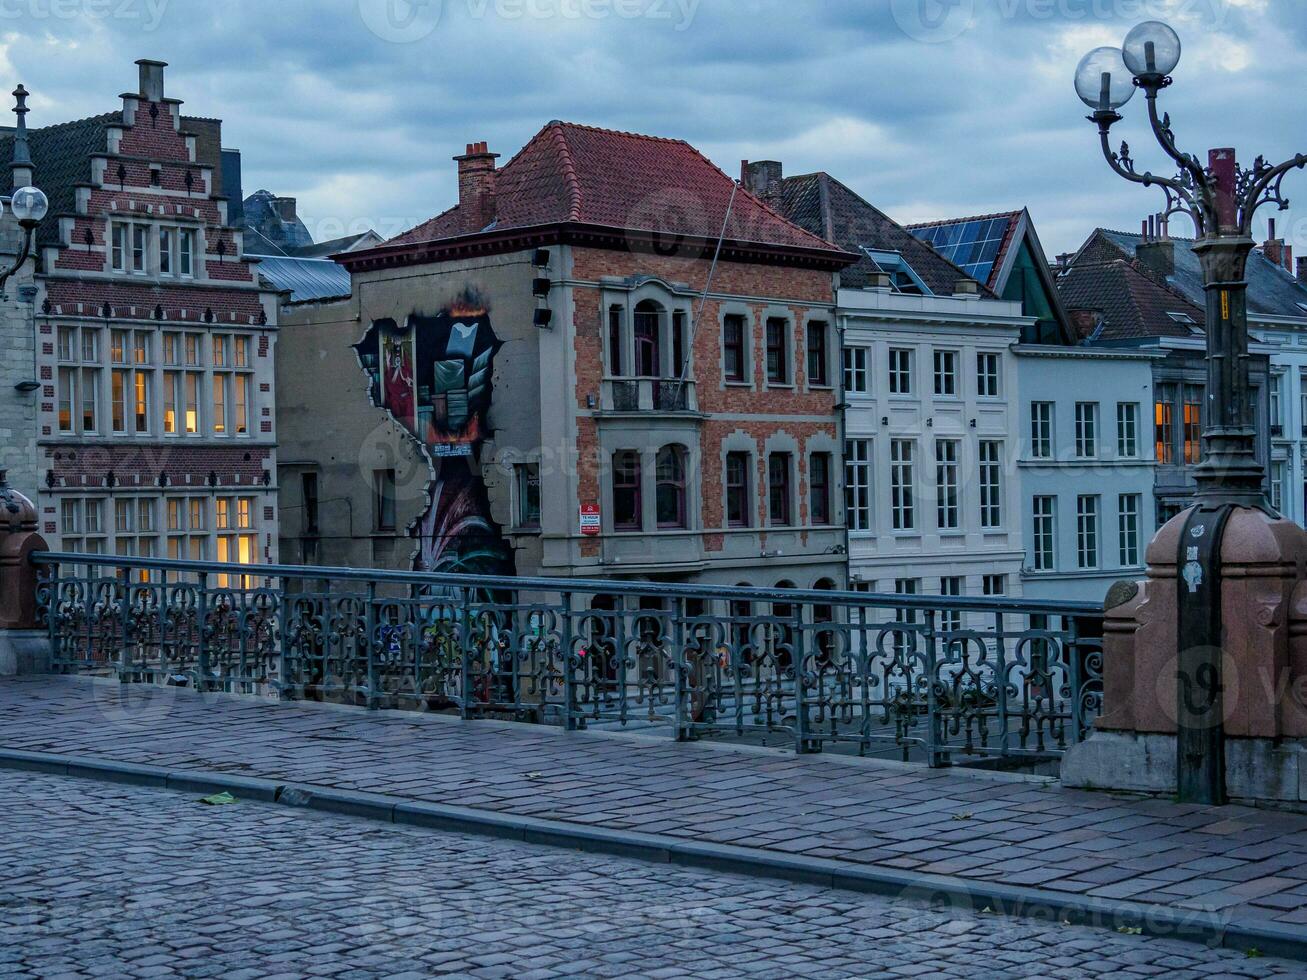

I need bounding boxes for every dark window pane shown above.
[613,451,642,530]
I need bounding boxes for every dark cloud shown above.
[1,0,1303,254]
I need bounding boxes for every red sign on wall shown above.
[579,504,601,536]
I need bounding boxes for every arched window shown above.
[634,300,664,378]
[656,445,687,529]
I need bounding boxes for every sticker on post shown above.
[1182,560,1204,593]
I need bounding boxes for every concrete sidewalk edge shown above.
[0,747,1298,963]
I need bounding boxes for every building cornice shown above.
[1013,344,1162,362]
[340,221,858,275]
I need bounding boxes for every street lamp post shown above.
[1076,21,1307,804]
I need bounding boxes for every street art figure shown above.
[354,292,515,577]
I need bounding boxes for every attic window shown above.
[862,248,932,296]
[1166,311,1197,325]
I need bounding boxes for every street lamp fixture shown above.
[0,85,47,295]
[1076,21,1307,805]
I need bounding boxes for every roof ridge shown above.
[27,109,122,134]
[545,122,584,222]
[905,209,1023,229]
[547,119,693,145]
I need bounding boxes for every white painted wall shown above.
[1254,318,1307,527]
[838,288,1026,605]
[1014,346,1157,605]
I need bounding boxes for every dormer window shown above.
[862,248,932,295]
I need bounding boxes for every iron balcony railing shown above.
[31,552,1105,766]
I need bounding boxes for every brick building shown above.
[277,121,856,593]
[4,61,280,567]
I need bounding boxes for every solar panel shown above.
[910,217,1012,287]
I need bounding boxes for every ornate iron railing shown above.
[31,552,1105,765]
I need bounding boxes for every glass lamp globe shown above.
[1123,20,1181,78]
[9,186,48,226]
[1075,47,1136,112]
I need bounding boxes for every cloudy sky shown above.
[5,0,1305,256]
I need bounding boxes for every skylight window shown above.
[1295,302,1307,315]
[862,248,932,296]
[1166,311,1197,325]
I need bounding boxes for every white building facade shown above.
[839,288,1026,603]
[1014,346,1157,605]
[1255,318,1307,526]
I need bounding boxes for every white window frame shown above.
[890,439,915,532]
[932,349,958,398]
[1116,402,1139,458]
[1033,495,1056,572]
[978,440,1002,529]
[1118,493,1141,567]
[1030,402,1053,459]
[1074,402,1098,459]
[976,352,1000,398]
[1077,494,1100,570]
[888,348,913,396]
[844,438,872,532]
[935,438,960,530]
[842,346,869,395]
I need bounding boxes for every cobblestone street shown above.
[1,769,1301,979]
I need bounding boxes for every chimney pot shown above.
[1297,256,1307,282]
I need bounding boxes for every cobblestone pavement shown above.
[4,678,1307,946]
[2,770,1302,979]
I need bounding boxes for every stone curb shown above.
[1,748,1302,963]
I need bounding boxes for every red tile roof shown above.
[383,121,845,256]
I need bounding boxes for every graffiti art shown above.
[355,292,515,577]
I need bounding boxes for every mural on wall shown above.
[354,292,515,577]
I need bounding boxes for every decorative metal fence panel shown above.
[33,553,1105,765]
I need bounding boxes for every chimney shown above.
[137,59,166,102]
[1137,237,1175,278]
[952,277,980,298]
[272,197,298,224]
[1297,256,1307,282]
[1068,308,1103,342]
[454,141,500,234]
[741,160,783,201]
[1263,217,1286,269]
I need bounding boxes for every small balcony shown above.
[600,378,698,415]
